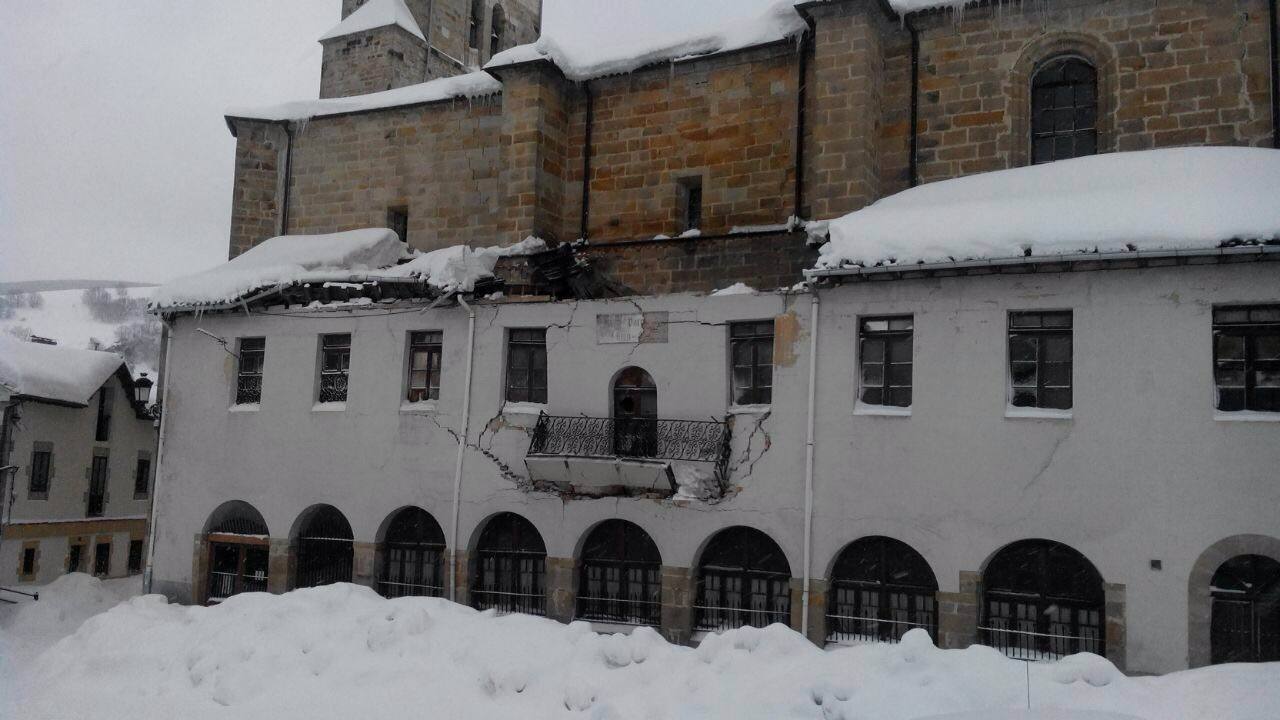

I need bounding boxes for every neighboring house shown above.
[148,0,1280,678]
[0,338,157,586]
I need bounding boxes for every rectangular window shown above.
[1213,305,1280,413]
[730,321,775,406]
[407,331,443,402]
[68,544,83,573]
[859,316,914,407]
[1008,311,1073,410]
[235,337,265,405]
[133,457,151,498]
[95,386,112,442]
[505,329,547,404]
[127,540,144,574]
[21,547,36,577]
[87,455,108,518]
[318,333,352,403]
[29,449,52,495]
[388,207,409,244]
[680,176,703,232]
[94,542,111,577]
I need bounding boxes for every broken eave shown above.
[153,274,504,316]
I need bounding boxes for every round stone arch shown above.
[1005,31,1118,167]
[1187,533,1280,668]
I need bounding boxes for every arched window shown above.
[468,0,483,50]
[982,539,1105,659]
[472,512,546,615]
[1031,56,1097,164]
[1211,554,1280,664]
[576,520,662,626]
[695,526,791,631]
[378,507,445,598]
[204,501,269,604]
[827,536,937,645]
[613,367,657,458]
[489,4,505,58]
[295,505,353,589]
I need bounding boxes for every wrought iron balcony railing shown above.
[528,414,730,466]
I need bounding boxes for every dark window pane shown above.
[1256,335,1280,360]
[888,388,912,408]
[861,387,884,406]
[888,363,913,387]
[1011,389,1038,407]
[862,364,884,387]
[1216,334,1246,360]
[1011,362,1038,386]
[1215,365,1246,387]
[861,338,885,363]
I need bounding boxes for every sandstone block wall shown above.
[228,122,287,258]
[320,26,430,99]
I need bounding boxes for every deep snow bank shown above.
[4,583,1278,720]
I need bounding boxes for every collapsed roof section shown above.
[808,147,1280,280]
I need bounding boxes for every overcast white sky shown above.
[0,0,778,285]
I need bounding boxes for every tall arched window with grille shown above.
[1210,554,1280,664]
[1031,56,1098,164]
[489,4,506,58]
[827,536,937,645]
[472,512,546,615]
[378,507,446,598]
[981,539,1105,660]
[576,520,662,626]
[695,526,791,631]
[294,505,354,589]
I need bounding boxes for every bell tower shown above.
[319,0,543,99]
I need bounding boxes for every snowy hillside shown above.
[0,284,160,378]
[1,581,1276,720]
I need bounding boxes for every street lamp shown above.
[133,373,154,405]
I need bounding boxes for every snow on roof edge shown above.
[812,147,1280,273]
[0,337,130,406]
[226,71,502,124]
[319,0,425,43]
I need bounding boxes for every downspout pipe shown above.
[1269,0,1278,149]
[794,17,814,218]
[579,82,593,240]
[143,322,174,595]
[908,15,920,187]
[448,294,477,602]
[281,121,295,235]
[800,291,820,639]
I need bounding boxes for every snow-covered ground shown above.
[0,285,159,377]
[0,580,1276,719]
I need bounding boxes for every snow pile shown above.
[486,2,808,81]
[0,335,125,405]
[227,71,502,123]
[6,582,1280,720]
[382,236,547,293]
[711,283,757,297]
[318,0,424,43]
[814,148,1280,271]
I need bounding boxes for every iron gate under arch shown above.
[694,526,792,631]
[205,501,270,604]
[826,536,937,645]
[576,520,662,626]
[472,512,546,616]
[378,507,446,598]
[295,506,354,589]
[1211,554,1280,664]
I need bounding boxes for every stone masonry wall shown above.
[912,0,1275,183]
[284,98,504,252]
[228,121,287,258]
[320,26,429,99]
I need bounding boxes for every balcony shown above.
[525,414,731,498]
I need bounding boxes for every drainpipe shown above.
[800,291,820,638]
[280,121,295,235]
[1269,0,1278,148]
[142,322,174,595]
[579,82,593,240]
[908,15,920,187]
[794,18,814,218]
[448,295,477,602]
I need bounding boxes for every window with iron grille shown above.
[318,333,351,403]
[472,512,546,616]
[133,457,151,498]
[407,331,443,403]
[506,329,547,404]
[981,540,1105,660]
[95,386,112,442]
[859,316,913,407]
[68,544,83,573]
[576,520,662,626]
[680,176,703,232]
[235,337,265,405]
[1213,305,1280,413]
[127,540,144,575]
[694,526,791,631]
[21,547,36,577]
[1008,311,1073,410]
[1031,56,1098,164]
[94,542,111,577]
[827,536,937,645]
[730,321,774,406]
[387,207,408,244]
[29,448,51,496]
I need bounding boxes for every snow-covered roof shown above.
[226,71,502,124]
[150,229,546,312]
[486,2,808,82]
[319,0,425,43]
[812,147,1280,273]
[0,337,127,406]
